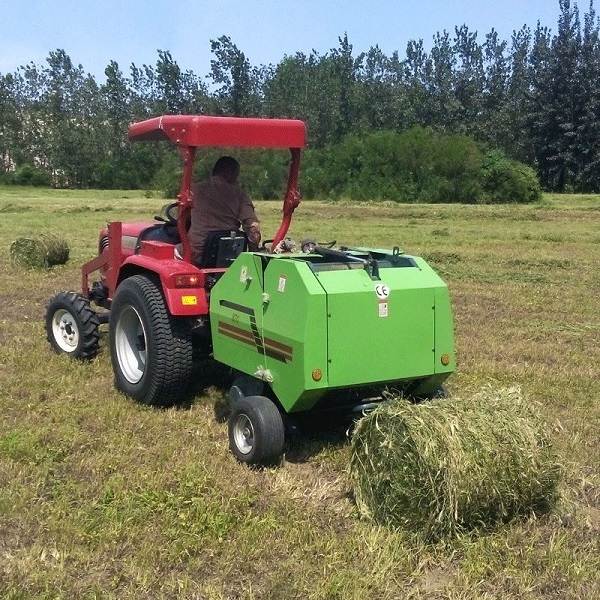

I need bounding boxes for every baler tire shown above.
[45,291,100,360]
[228,396,285,466]
[109,275,193,407]
[419,384,450,401]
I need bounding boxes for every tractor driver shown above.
[188,156,261,265]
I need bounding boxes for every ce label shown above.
[375,284,390,299]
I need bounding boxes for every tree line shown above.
[0,0,598,198]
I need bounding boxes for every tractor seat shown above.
[199,230,247,268]
[135,223,180,253]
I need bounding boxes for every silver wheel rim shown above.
[52,309,80,353]
[114,305,147,384]
[233,413,254,455]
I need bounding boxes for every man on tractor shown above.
[189,156,262,265]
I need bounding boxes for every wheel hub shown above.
[114,306,148,384]
[52,310,79,352]
[233,414,254,455]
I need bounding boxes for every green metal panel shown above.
[211,251,455,414]
[210,254,268,380]
[210,254,329,413]
[315,262,439,387]
[261,258,329,412]
[433,285,455,372]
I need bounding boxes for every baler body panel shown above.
[210,252,454,413]
[261,258,330,411]
[210,255,329,413]
[209,254,268,379]
[317,267,436,388]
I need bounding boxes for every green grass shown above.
[0,188,599,598]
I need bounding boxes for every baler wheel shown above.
[228,396,284,466]
[109,275,193,407]
[45,291,100,360]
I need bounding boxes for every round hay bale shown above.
[349,386,561,540]
[10,233,69,268]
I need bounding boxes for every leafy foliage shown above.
[481,150,542,203]
[156,129,537,204]
[8,164,52,187]
[1,2,599,194]
[304,128,496,203]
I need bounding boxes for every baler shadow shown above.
[283,413,355,463]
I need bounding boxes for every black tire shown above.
[109,275,193,406]
[420,383,450,400]
[228,396,285,466]
[45,291,100,360]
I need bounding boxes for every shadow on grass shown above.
[176,358,360,464]
[283,413,353,463]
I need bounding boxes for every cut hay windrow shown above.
[10,234,69,268]
[349,386,561,541]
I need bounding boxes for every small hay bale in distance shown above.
[349,386,561,541]
[10,233,69,268]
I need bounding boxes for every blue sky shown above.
[1,0,564,80]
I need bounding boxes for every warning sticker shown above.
[182,295,198,306]
[378,301,388,318]
[278,276,287,293]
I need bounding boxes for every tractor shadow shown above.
[179,358,234,412]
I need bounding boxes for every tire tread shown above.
[45,291,100,360]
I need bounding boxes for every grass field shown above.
[0,186,599,599]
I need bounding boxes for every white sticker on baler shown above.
[278,276,287,292]
[379,301,389,317]
[375,284,390,299]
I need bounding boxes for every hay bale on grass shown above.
[10,233,69,268]
[349,386,561,541]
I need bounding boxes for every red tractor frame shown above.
[89,115,304,314]
[46,115,306,408]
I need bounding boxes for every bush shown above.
[10,164,51,187]
[481,150,542,204]
[153,131,542,205]
[302,128,483,203]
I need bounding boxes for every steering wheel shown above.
[165,202,178,223]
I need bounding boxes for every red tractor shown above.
[46,115,455,465]
[46,114,304,395]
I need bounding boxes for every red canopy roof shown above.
[128,115,306,149]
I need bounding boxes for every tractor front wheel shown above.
[228,396,285,466]
[109,275,193,407]
[45,291,100,360]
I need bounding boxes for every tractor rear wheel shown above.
[45,291,100,360]
[109,275,193,407]
[228,396,285,466]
